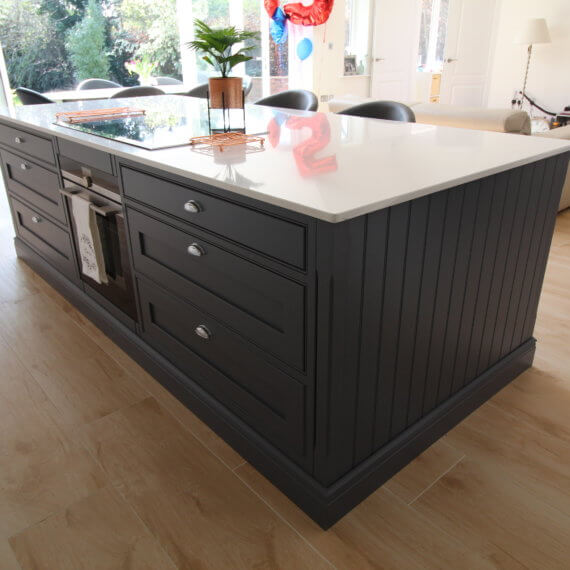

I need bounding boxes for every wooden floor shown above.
[0,184,569,570]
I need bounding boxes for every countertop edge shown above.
[1,113,568,224]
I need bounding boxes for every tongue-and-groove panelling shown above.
[314,154,568,487]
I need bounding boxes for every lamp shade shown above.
[515,18,551,45]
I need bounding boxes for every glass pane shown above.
[243,0,262,100]
[344,0,371,76]
[269,34,289,95]
[435,0,450,66]
[417,0,434,70]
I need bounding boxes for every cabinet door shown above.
[1,150,67,224]
[10,196,76,281]
[138,278,307,459]
[128,208,306,370]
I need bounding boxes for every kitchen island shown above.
[0,96,568,528]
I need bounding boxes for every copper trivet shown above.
[189,132,265,152]
[55,107,146,124]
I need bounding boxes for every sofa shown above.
[329,96,569,211]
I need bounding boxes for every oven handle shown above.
[60,187,122,218]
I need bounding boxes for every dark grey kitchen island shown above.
[0,96,568,528]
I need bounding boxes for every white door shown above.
[439,0,498,106]
[370,0,422,101]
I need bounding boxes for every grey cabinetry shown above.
[122,164,314,466]
[2,119,567,529]
[0,122,78,284]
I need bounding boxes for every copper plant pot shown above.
[208,77,244,109]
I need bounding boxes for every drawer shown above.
[58,138,114,175]
[1,149,67,224]
[10,197,76,280]
[122,167,306,269]
[0,123,55,165]
[138,278,306,457]
[128,208,305,370]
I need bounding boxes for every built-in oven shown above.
[59,155,137,324]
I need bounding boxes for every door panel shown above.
[440,0,498,106]
[370,0,422,101]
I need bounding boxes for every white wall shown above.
[312,0,371,110]
[487,0,570,112]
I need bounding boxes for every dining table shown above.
[45,83,192,102]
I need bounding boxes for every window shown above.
[417,0,449,72]
[0,0,290,101]
[344,0,372,76]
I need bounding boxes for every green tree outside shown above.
[66,0,110,81]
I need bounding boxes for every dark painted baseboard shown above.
[15,237,535,529]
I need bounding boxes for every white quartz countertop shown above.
[1,96,568,223]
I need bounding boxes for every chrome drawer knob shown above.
[14,136,23,144]
[31,216,42,223]
[187,243,205,257]
[195,325,212,340]
[20,163,30,170]
[184,200,202,213]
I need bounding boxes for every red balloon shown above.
[286,114,338,178]
[284,0,335,26]
[264,0,279,18]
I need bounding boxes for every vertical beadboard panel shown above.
[372,202,411,449]
[486,165,534,367]
[449,177,495,394]
[499,162,546,358]
[421,187,464,414]
[436,181,481,405]
[476,168,523,375]
[406,191,448,426]
[315,154,568,486]
[314,216,368,486]
[521,155,569,341]
[462,172,509,386]
[353,209,389,464]
[390,197,430,437]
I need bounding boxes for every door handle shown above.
[445,58,458,63]
[374,57,385,62]
[59,187,121,217]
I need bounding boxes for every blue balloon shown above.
[270,7,288,45]
[297,38,313,61]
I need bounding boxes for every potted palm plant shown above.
[188,19,259,109]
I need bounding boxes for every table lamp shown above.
[515,18,551,106]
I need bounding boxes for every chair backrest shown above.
[338,101,416,123]
[15,87,55,105]
[77,78,121,90]
[110,86,164,99]
[152,76,183,85]
[254,89,318,112]
[184,83,209,99]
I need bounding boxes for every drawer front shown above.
[122,167,306,269]
[0,123,55,165]
[58,138,114,175]
[1,150,66,224]
[138,278,306,457]
[128,208,305,370]
[10,197,76,280]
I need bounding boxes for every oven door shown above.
[61,184,138,323]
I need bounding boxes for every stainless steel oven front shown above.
[60,179,137,323]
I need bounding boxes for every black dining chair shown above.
[110,86,165,99]
[254,89,318,112]
[152,76,183,85]
[15,87,55,105]
[338,101,416,122]
[184,83,209,99]
[77,78,121,90]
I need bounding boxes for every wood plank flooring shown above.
[0,184,569,569]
